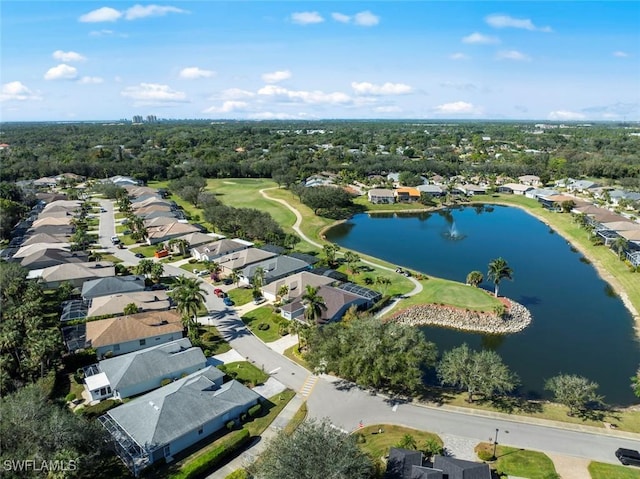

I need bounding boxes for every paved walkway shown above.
[205,394,306,479]
[547,453,591,479]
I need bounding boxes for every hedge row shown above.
[169,429,251,479]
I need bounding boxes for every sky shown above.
[1,1,639,122]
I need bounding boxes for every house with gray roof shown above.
[567,179,600,192]
[280,285,368,325]
[191,238,252,262]
[83,338,207,401]
[82,275,146,300]
[417,184,444,196]
[367,188,395,204]
[19,249,88,270]
[100,366,260,476]
[386,449,490,479]
[216,247,277,275]
[240,255,311,286]
[35,261,115,288]
[262,271,334,301]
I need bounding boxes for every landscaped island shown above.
[389,298,533,335]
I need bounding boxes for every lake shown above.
[325,205,640,405]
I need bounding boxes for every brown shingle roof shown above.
[86,310,183,348]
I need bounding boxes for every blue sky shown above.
[1,1,639,121]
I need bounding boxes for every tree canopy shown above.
[545,374,604,416]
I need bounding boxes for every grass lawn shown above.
[130,244,162,257]
[334,260,415,297]
[589,461,640,479]
[242,306,288,343]
[197,325,231,355]
[283,401,308,435]
[392,277,502,313]
[353,195,436,212]
[283,344,311,370]
[217,361,269,387]
[472,194,640,318]
[99,253,123,264]
[226,287,254,306]
[179,261,207,273]
[475,443,557,479]
[356,424,443,466]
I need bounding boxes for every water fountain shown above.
[442,221,466,241]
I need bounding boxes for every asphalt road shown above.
[96,197,640,465]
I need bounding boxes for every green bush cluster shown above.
[477,449,495,462]
[224,470,251,479]
[257,323,270,331]
[247,403,262,418]
[80,399,120,419]
[161,378,172,387]
[62,349,97,370]
[65,393,77,402]
[169,429,251,479]
[226,420,236,430]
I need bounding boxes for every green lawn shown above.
[99,253,123,264]
[283,344,311,370]
[180,261,207,273]
[217,361,269,387]
[197,325,231,355]
[334,260,415,297]
[353,195,436,212]
[589,461,640,479]
[392,277,502,313]
[226,287,255,306]
[283,401,308,435]
[356,424,443,466]
[242,306,289,342]
[130,244,162,257]
[475,443,557,479]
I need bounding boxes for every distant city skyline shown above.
[1,1,639,122]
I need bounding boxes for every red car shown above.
[214,288,224,298]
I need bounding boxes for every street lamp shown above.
[492,428,499,459]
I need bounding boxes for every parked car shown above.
[100,208,107,213]
[134,253,144,258]
[110,236,120,244]
[150,283,167,291]
[198,269,210,277]
[193,269,199,274]
[223,296,234,307]
[223,278,233,285]
[214,288,223,296]
[616,448,640,466]
[253,297,266,305]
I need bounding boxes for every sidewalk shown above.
[205,394,305,478]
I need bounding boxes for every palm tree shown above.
[611,236,629,260]
[150,262,164,283]
[171,276,208,340]
[466,271,484,288]
[323,244,340,267]
[277,284,290,303]
[252,266,266,289]
[343,251,360,275]
[229,269,241,287]
[135,259,154,279]
[301,285,327,325]
[374,276,391,295]
[487,258,513,298]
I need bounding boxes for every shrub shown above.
[278,325,289,336]
[226,420,236,430]
[188,258,198,264]
[170,429,251,479]
[81,399,119,419]
[65,393,77,402]
[354,433,366,444]
[257,323,270,331]
[62,349,97,371]
[477,449,495,462]
[240,413,248,423]
[161,378,172,387]
[224,470,250,479]
[248,403,262,418]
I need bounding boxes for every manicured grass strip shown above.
[283,401,308,436]
[180,261,208,273]
[283,344,311,371]
[353,195,434,212]
[242,306,288,343]
[356,424,443,467]
[588,461,640,479]
[244,389,295,437]
[393,277,501,313]
[475,443,557,479]
[99,254,123,264]
[130,244,162,257]
[227,287,254,306]
[218,361,269,387]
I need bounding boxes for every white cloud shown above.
[548,110,586,120]
[121,83,187,105]
[89,29,128,38]
[496,50,530,61]
[613,51,629,57]
[0,81,41,101]
[219,88,255,100]
[78,76,104,84]
[354,11,380,27]
[53,50,86,62]
[351,81,412,95]
[332,12,351,23]
[203,101,249,114]
[485,14,552,32]
[291,11,324,25]
[257,85,351,104]
[434,101,476,114]
[450,52,469,60]
[179,67,215,79]
[462,32,499,44]
[79,7,122,23]
[440,81,477,91]
[124,4,188,21]
[374,105,402,113]
[261,70,292,83]
[44,64,78,81]
[248,111,310,120]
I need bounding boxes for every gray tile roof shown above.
[106,367,259,448]
[242,255,310,284]
[82,275,146,299]
[432,456,491,479]
[99,338,207,394]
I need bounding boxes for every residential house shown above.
[609,189,640,206]
[27,224,75,237]
[336,282,382,307]
[497,183,534,195]
[146,222,202,245]
[99,367,260,476]
[19,249,88,270]
[108,176,140,187]
[13,242,70,259]
[280,285,368,325]
[518,175,541,186]
[33,176,59,188]
[261,271,334,302]
[417,184,444,197]
[168,232,225,252]
[386,448,491,479]
[457,184,487,196]
[32,216,73,228]
[525,188,559,200]
[567,180,600,193]
[34,261,115,288]
[82,275,146,300]
[191,239,251,262]
[240,255,311,286]
[83,338,207,401]
[84,310,184,358]
[21,233,69,246]
[216,248,277,275]
[367,188,395,204]
[88,291,172,318]
[395,187,421,202]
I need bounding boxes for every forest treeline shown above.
[0,120,639,188]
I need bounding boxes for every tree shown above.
[396,434,417,450]
[437,344,519,402]
[277,284,289,302]
[168,238,190,256]
[135,259,154,279]
[487,257,513,297]
[150,262,164,282]
[343,251,360,275]
[229,269,241,287]
[374,276,391,295]
[631,368,640,398]
[466,271,484,287]
[170,276,208,340]
[611,236,629,260]
[248,418,374,479]
[301,285,327,324]
[252,266,266,289]
[545,374,603,416]
[323,243,341,268]
[124,303,139,315]
[561,200,576,213]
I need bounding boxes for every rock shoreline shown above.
[389,299,532,335]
